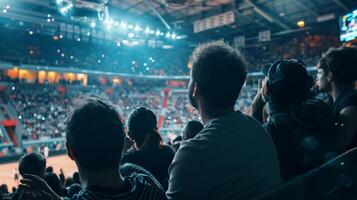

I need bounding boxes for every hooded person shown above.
[251,59,336,180]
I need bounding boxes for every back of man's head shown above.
[319,46,357,85]
[66,98,125,170]
[19,152,46,177]
[190,41,247,108]
[183,120,204,140]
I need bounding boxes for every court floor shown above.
[0,155,77,190]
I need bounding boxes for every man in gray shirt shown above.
[166,42,281,200]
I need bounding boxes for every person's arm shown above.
[166,142,206,200]
[120,163,167,200]
[19,174,62,200]
[334,106,357,153]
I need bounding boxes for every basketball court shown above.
[0,155,77,189]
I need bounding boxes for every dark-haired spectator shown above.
[45,166,53,174]
[167,42,281,200]
[72,172,80,185]
[182,120,203,140]
[251,59,335,180]
[0,184,9,196]
[44,172,63,196]
[317,46,357,153]
[20,99,167,200]
[122,107,175,190]
[18,152,46,177]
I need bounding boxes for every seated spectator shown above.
[122,107,175,190]
[67,183,82,198]
[72,172,80,185]
[317,46,357,153]
[251,59,335,180]
[19,99,167,200]
[44,172,63,196]
[182,120,203,140]
[18,152,46,177]
[166,42,281,200]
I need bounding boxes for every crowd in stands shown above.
[0,24,340,76]
[0,39,356,200]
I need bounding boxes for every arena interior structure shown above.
[0,0,357,196]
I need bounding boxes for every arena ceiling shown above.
[2,0,357,39]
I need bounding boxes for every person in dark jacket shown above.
[251,59,336,180]
[122,107,175,191]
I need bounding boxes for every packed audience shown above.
[0,41,356,200]
[0,23,340,76]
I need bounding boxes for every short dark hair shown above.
[66,98,125,170]
[190,41,247,107]
[318,46,357,85]
[127,107,162,149]
[19,152,46,177]
[183,120,204,140]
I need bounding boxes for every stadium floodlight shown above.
[149,30,155,34]
[156,30,161,36]
[134,25,141,32]
[171,32,177,40]
[6,5,10,9]
[47,18,51,22]
[165,32,171,38]
[90,21,96,28]
[47,14,51,18]
[3,9,7,13]
[29,30,33,35]
[59,35,63,39]
[128,24,134,29]
[56,0,64,4]
[87,32,91,36]
[128,32,134,38]
[145,27,150,34]
[120,21,127,29]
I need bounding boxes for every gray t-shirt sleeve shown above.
[166,141,207,200]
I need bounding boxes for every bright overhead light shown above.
[120,21,127,29]
[134,25,141,32]
[90,21,96,28]
[29,30,33,35]
[47,14,51,18]
[165,32,171,38]
[128,24,134,29]
[171,32,177,39]
[297,20,305,28]
[128,32,134,38]
[145,27,150,34]
[6,5,10,9]
[3,9,7,13]
[156,30,160,36]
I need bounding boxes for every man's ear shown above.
[193,82,199,99]
[327,71,333,82]
[66,142,76,161]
